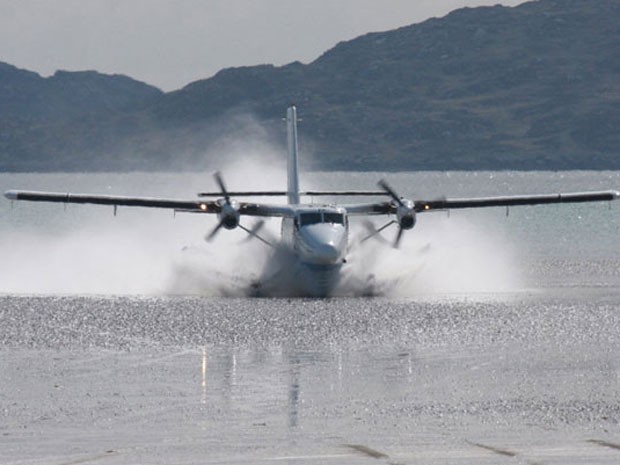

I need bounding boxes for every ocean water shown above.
[1,171,620,464]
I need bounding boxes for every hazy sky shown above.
[0,0,526,91]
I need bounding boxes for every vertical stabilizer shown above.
[286,105,300,204]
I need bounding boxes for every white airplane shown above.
[5,106,619,296]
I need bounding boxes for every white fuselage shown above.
[274,106,350,296]
[278,206,348,296]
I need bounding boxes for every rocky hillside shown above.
[1,0,619,171]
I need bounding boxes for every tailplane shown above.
[286,105,300,205]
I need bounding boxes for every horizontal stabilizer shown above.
[198,190,390,197]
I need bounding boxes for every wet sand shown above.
[2,289,620,464]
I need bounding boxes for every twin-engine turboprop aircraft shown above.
[5,106,619,296]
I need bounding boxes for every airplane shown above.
[4,105,619,297]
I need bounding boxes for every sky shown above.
[0,0,526,91]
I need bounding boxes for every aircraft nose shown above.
[313,243,340,264]
[299,224,346,265]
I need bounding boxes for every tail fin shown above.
[286,105,300,205]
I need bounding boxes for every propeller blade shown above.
[378,179,404,207]
[249,219,265,235]
[214,171,230,203]
[361,220,395,244]
[205,220,225,241]
[238,221,274,247]
[393,226,405,249]
[239,219,265,242]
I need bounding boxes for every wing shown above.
[414,190,619,212]
[4,189,297,218]
[341,201,393,215]
[5,189,218,212]
[343,190,619,215]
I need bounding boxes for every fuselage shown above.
[279,205,348,296]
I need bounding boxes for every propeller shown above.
[377,179,416,248]
[205,171,240,241]
[205,172,272,247]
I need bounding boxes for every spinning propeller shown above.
[205,171,240,241]
[363,179,416,248]
[205,172,273,246]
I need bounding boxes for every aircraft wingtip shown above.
[4,190,18,200]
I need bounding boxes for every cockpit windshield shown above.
[298,211,345,227]
[323,212,344,224]
[299,212,322,226]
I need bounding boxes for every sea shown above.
[1,170,620,464]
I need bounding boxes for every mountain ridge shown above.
[1,0,619,171]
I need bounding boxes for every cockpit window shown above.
[298,212,345,227]
[323,212,344,224]
[299,212,322,226]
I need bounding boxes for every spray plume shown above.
[0,115,522,297]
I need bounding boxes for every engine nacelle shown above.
[396,199,416,230]
[217,200,240,230]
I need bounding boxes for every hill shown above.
[0,62,163,170]
[1,0,620,171]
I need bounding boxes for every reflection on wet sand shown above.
[191,334,620,464]
[2,291,620,464]
[201,346,208,404]
[288,353,300,428]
